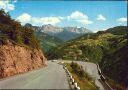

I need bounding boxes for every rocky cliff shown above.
[0,40,46,78]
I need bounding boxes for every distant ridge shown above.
[24,23,92,41]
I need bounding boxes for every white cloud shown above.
[16,13,31,25]
[117,17,127,22]
[14,0,17,3]
[16,13,61,26]
[41,17,61,25]
[7,4,15,11]
[93,28,108,33]
[93,29,100,33]
[16,11,93,26]
[67,11,93,25]
[97,14,106,21]
[0,1,15,12]
[31,17,42,25]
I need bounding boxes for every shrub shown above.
[70,62,93,80]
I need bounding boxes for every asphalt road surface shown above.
[0,61,70,89]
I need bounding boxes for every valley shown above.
[0,1,127,89]
[46,26,128,89]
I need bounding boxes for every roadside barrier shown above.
[74,83,81,90]
[76,86,80,90]
[97,64,113,90]
[72,78,75,85]
[74,83,77,87]
[70,77,73,82]
[70,75,72,80]
[104,81,113,90]
[63,64,80,90]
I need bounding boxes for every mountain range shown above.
[25,23,92,41]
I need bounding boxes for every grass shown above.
[65,62,99,90]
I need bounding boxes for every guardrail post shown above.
[76,86,80,90]
[74,83,77,87]
[70,75,72,79]
[72,78,74,85]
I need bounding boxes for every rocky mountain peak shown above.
[24,23,92,41]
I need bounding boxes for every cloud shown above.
[67,11,93,25]
[0,1,15,12]
[41,17,61,25]
[16,11,93,26]
[16,13,31,25]
[14,0,17,3]
[31,17,61,25]
[97,14,106,21]
[117,17,127,22]
[93,28,108,33]
[16,13,62,26]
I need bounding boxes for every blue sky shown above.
[0,0,127,32]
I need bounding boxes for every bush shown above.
[77,67,85,77]
[70,62,93,80]
[70,61,80,71]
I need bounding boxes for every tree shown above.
[0,9,12,25]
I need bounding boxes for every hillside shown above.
[46,26,128,88]
[46,25,128,89]
[105,26,127,35]
[0,9,46,78]
[24,24,63,53]
[35,30,63,53]
[47,26,127,61]
[99,45,128,88]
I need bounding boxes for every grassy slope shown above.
[47,33,125,63]
[46,26,127,62]
[65,63,99,90]
[35,31,63,53]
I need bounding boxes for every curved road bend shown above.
[0,61,69,89]
[76,61,105,90]
[61,60,105,90]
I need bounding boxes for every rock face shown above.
[0,40,46,78]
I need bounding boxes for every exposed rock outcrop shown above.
[0,40,46,78]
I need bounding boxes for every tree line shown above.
[0,9,40,49]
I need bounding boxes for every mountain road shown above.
[0,61,69,89]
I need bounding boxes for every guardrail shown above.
[63,65,80,90]
[97,64,113,90]
[61,61,113,90]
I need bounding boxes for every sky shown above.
[0,0,127,32]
